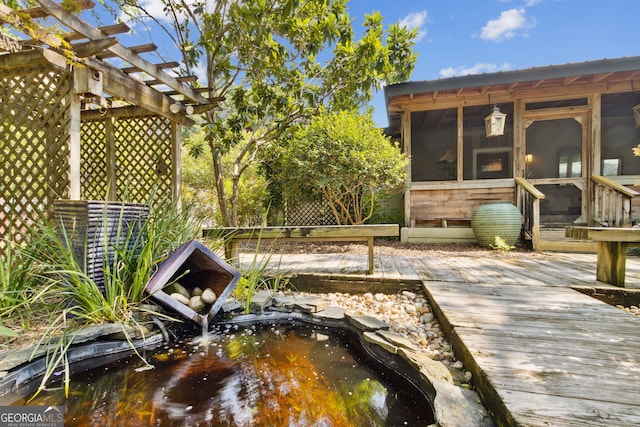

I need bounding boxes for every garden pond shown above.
[5,320,435,426]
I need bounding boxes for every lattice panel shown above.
[78,115,174,204]
[81,120,108,200]
[114,116,173,203]
[0,66,71,245]
[284,199,337,226]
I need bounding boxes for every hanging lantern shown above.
[484,105,507,137]
[633,103,640,128]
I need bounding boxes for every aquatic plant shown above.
[0,235,53,325]
[13,196,201,399]
[232,236,289,313]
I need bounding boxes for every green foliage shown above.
[0,322,18,338]
[24,197,201,325]
[0,238,43,320]
[0,0,78,63]
[274,111,408,224]
[115,0,417,226]
[183,128,270,226]
[368,192,404,227]
[4,197,201,399]
[231,239,289,314]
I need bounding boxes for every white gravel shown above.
[617,305,640,317]
[297,290,472,383]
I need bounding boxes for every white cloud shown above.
[192,61,209,86]
[439,63,512,78]
[480,8,535,42]
[120,0,191,26]
[399,10,428,42]
[138,0,170,21]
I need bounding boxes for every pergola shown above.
[0,0,216,243]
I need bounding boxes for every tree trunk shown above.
[210,145,232,227]
[230,174,240,227]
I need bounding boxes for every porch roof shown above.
[384,55,640,130]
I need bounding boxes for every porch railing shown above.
[592,175,639,227]
[515,177,545,250]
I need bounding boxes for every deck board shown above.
[426,280,640,426]
[235,248,640,426]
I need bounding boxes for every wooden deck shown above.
[237,250,640,426]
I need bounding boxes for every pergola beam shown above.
[72,38,117,57]
[162,86,211,96]
[65,22,130,42]
[121,61,179,74]
[16,0,94,19]
[144,75,197,86]
[36,0,210,105]
[0,46,67,71]
[82,104,176,120]
[20,23,128,47]
[84,56,194,126]
[97,43,157,59]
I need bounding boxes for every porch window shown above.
[558,147,582,178]
[410,108,457,181]
[601,92,640,176]
[463,103,514,180]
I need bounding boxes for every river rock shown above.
[201,288,217,304]
[170,292,189,305]
[172,283,191,300]
[189,295,206,312]
[422,313,435,324]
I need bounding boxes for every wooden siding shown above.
[410,186,515,224]
[631,186,640,222]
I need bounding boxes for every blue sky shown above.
[344,0,640,127]
[95,0,640,127]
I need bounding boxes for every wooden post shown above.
[171,121,181,203]
[402,112,412,228]
[596,241,628,287]
[225,240,240,267]
[106,117,117,200]
[590,93,601,226]
[68,91,82,199]
[367,236,374,275]
[456,106,463,181]
[531,197,540,251]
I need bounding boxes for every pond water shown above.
[13,323,435,426]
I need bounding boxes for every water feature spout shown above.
[145,240,241,327]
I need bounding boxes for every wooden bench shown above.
[203,224,399,274]
[565,226,640,287]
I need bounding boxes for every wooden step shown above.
[538,228,597,252]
